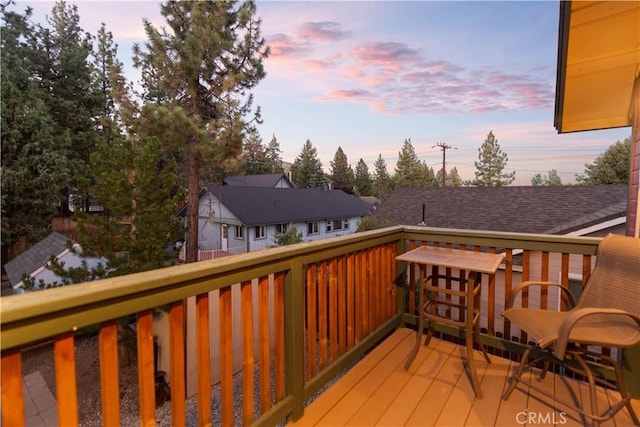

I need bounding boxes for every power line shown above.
[433,142,457,186]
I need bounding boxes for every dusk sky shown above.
[20,1,632,185]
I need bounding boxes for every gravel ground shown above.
[21,333,360,426]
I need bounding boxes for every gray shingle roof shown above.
[4,232,70,286]
[207,186,373,226]
[373,186,628,235]
[223,174,294,188]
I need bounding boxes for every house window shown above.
[307,221,319,235]
[276,223,289,234]
[254,225,266,240]
[326,219,349,233]
[235,225,244,240]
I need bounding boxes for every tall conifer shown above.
[134,1,268,262]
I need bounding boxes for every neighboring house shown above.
[4,232,107,294]
[223,173,295,188]
[182,186,373,257]
[359,196,381,209]
[374,185,628,237]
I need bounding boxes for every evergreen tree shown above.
[532,169,563,186]
[354,159,373,196]
[436,167,462,187]
[448,167,462,187]
[291,139,326,188]
[1,5,69,250]
[531,174,544,186]
[575,138,631,185]
[372,154,392,200]
[134,1,268,263]
[395,138,436,187]
[71,63,184,277]
[240,128,270,175]
[265,134,284,174]
[92,23,120,143]
[471,131,515,186]
[35,2,101,214]
[240,130,284,175]
[329,146,354,193]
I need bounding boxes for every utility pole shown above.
[433,142,456,187]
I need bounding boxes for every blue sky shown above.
[20,1,631,185]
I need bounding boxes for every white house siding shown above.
[197,192,243,251]
[14,250,106,293]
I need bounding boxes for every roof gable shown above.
[223,174,295,188]
[374,186,628,235]
[4,232,70,286]
[206,186,373,226]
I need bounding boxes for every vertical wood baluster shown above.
[1,349,25,426]
[220,287,233,426]
[241,280,255,425]
[137,310,155,426]
[55,333,78,426]
[259,275,270,414]
[99,321,120,426]
[196,292,212,426]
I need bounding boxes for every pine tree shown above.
[395,139,436,187]
[330,147,354,193]
[532,169,563,186]
[354,159,373,196]
[447,167,462,187]
[35,2,101,214]
[265,134,284,174]
[471,131,515,186]
[92,23,119,144]
[134,1,268,263]
[240,130,284,175]
[1,5,69,251]
[372,154,392,200]
[240,128,270,175]
[291,139,326,188]
[436,166,462,187]
[71,63,184,276]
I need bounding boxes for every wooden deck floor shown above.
[289,328,640,426]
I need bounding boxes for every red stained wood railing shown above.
[1,349,24,426]
[274,272,286,402]
[99,321,120,426]
[219,286,233,426]
[258,276,270,415]
[137,310,156,427]
[169,301,186,426]
[196,292,212,426]
[241,280,255,426]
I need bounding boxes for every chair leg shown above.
[572,351,600,427]
[473,315,491,363]
[540,358,551,380]
[503,347,531,400]
[603,354,640,425]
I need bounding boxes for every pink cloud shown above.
[296,22,350,42]
[352,42,419,65]
[316,89,374,102]
[266,33,311,58]
[265,22,554,116]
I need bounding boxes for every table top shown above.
[396,245,504,274]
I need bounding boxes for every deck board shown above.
[289,328,640,426]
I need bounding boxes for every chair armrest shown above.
[506,281,578,309]
[554,308,640,359]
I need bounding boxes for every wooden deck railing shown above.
[2,226,638,426]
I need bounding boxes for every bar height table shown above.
[397,245,504,398]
